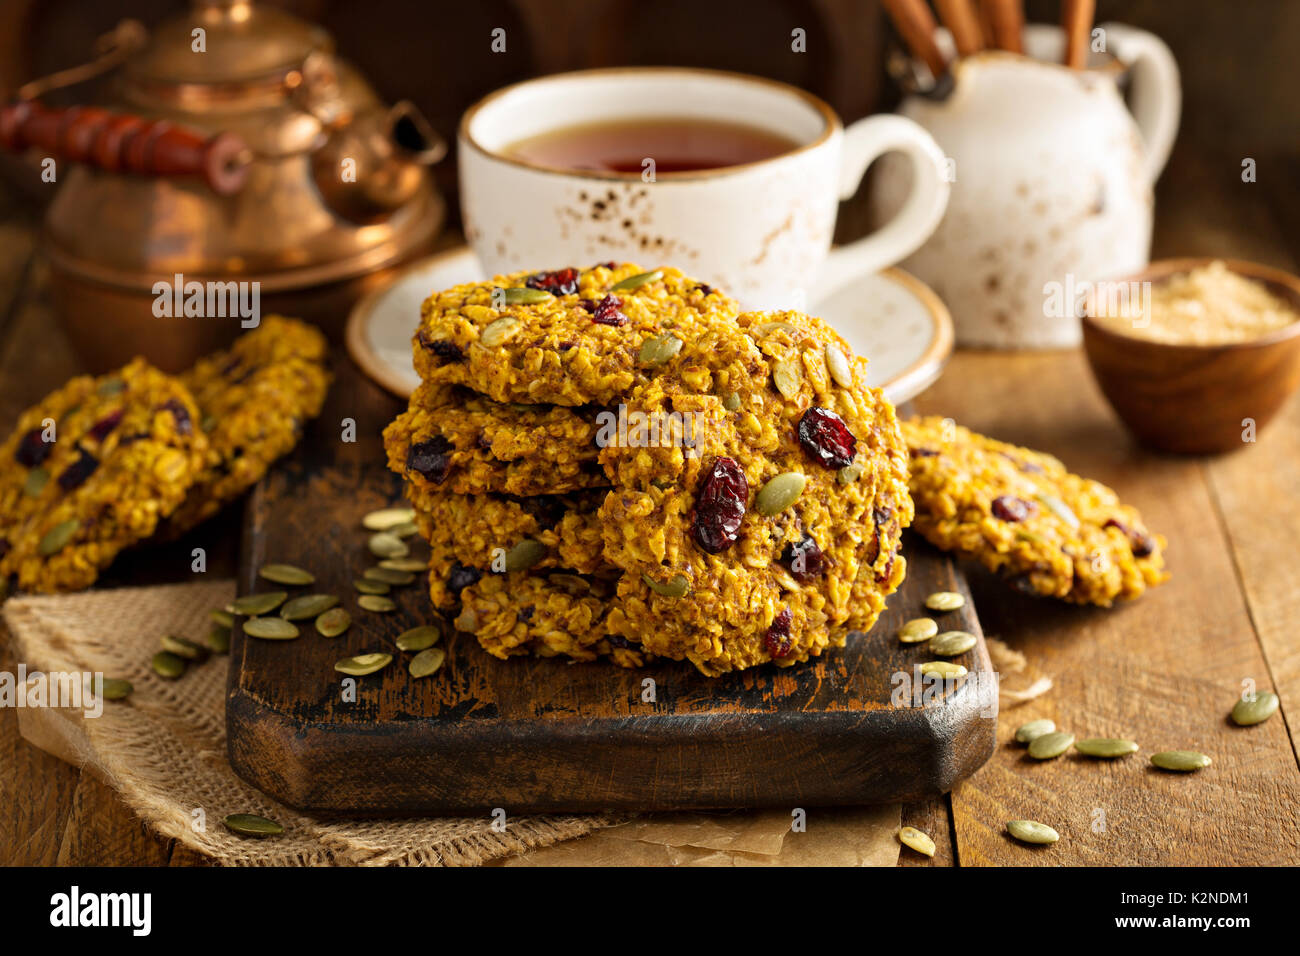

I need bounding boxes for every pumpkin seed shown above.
[280,593,339,620]
[825,343,853,387]
[919,661,967,679]
[929,630,977,657]
[504,538,546,572]
[481,315,522,345]
[1230,690,1279,726]
[354,578,391,595]
[772,357,802,399]
[335,652,392,676]
[638,333,683,366]
[315,607,352,637]
[723,391,742,411]
[388,521,419,538]
[924,591,965,612]
[362,507,416,531]
[897,826,935,857]
[549,573,591,594]
[160,634,208,660]
[897,618,938,643]
[1150,750,1212,772]
[200,414,217,433]
[207,626,231,654]
[358,595,396,613]
[88,677,133,701]
[364,566,416,586]
[231,591,288,616]
[642,573,690,598]
[1014,718,1056,744]
[755,472,806,516]
[223,813,283,838]
[380,557,428,572]
[610,269,662,292]
[23,467,48,497]
[1075,737,1139,758]
[1006,820,1059,845]
[210,609,235,629]
[396,624,442,652]
[1027,731,1075,760]
[151,651,186,679]
[837,463,862,484]
[96,377,126,397]
[258,563,314,586]
[243,617,300,640]
[39,520,79,556]
[409,647,447,679]
[1036,493,1080,530]
[501,286,552,305]
[751,320,797,337]
[1016,529,1048,545]
[368,532,409,559]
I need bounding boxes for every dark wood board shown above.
[226,352,997,814]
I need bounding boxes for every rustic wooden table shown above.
[1,146,1297,866]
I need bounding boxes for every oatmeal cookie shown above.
[412,262,741,405]
[901,416,1168,605]
[168,316,330,532]
[0,359,207,592]
[383,382,605,497]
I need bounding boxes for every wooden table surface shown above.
[1,146,1297,866]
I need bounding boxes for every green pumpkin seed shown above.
[1014,718,1056,744]
[258,563,315,586]
[723,391,742,412]
[210,609,235,629]
[96,377,126,397]
[362,507,417,531]
[897,826,935,857]
[751,320,797,337]
[1150,750,1212,772]
[23,467,48,497]
[549,573,591,594]
[1230,691,1279,726]
[354,578,391,595]
[160,634,208,660]
[638,333,683,366]
[924,591,965,612]
[898,618,938,643]
[1036,493,1080,530]
[151,651,186,679]
[315,607,352,637]
[501,286,552,305]
[1016,529,1048,545]
[409,647,447,679]
[610,269,662,292]
[200,414,217,433]
[364,566,416,586]
[279,593,339,620]
[243,617,300,640]
[39,520,80,556]
[1007,820,1059,845]
[837,463,863,484]
[368,532,409,559]
[772,357,802,399]
[335,652,392,676]
[223,813,283,838]
[1075,737,1139,758]
[825,343,853,388]
[231,591,288,616]
[358,595,396,613]
[481,315,522,345]
[379,557,428,572]
[755,472,806,516]
[1027,731,1075,760]
[642,573,690,598]
[207,626,231,654]
[929,630,977,657]
[504,539,546,572]
[919,661,967,679]
[88,677,133,701]
[388,521,419,538]
[396,624,442,652]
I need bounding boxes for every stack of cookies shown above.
[383,263,914,675]
[0,317,330,593]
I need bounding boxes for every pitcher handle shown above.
[1102,22,1181,184]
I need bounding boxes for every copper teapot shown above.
[0,0,446,372]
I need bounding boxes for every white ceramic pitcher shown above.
[872,23,1180,348]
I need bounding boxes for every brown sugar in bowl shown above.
[1081,258,1300,454]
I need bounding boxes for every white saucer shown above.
[347,247,952,406]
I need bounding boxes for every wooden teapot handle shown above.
[0,101,250,195]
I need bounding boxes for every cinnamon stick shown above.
[937,0,984,57]
[881,0,948,79]
[1062,0,1095,68]
[980,0,1023,54]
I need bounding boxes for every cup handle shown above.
[1102,22,1181,184]
[816,115,950,297]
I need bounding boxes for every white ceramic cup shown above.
[459,67,950,309]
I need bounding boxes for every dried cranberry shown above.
[447,562,481,594]
[606,635,635,650]
[690,456,748,554]
[1104,518,1155,557]
[781,534,825,583]
[695,283,715,296]
[597,261,618,270]
[418,330,464,365]
[765,608,794,658]
[991,495,1033,522]
[162,398,192,435]
[58,447,99,490]
[590,294,628,327]
[407,436,453,484]
[86,409,124,443]
[910,447,940,458]
[518,606,535,623]
[15,427,52,467]
[797,407,857,469]
[526,268,580,296]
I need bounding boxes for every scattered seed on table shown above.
[1014,719,1056,744]
[409,647,447,678]
[919,661,967,679]
[279,593,340,621]
[87,677,133,701]
[1230,691,1279,727]
[1007,820,1059,845]
[354,578,390,595]
[1027,731,1075,760]
[223,813,284,838]
[210,609,234,629]
[231,591,288,616]
[897,618,938,643]
[1150,750,1212,772]
[925,591,965,612]
[151,651,186,679]
[315,607,352,637]
[396,625,442,652]
[358,594,396,613]
[929,630,976,657]
[335,652,392,676]
[258,563,315,586]
[207,626,231,654]
[1075,737,1139,758]
[368,532,409,559]
[364,566,416,586]
[379,558,428,573]
[388,521,419,538]
[243,617,300,640]
[362,507,416,531]
[160,634,207,661]
[897,826,935,857]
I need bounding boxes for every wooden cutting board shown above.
[226,355,996,813]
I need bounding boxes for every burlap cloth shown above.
[3,580,901,866]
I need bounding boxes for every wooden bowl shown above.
[1081,258,1300,454]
